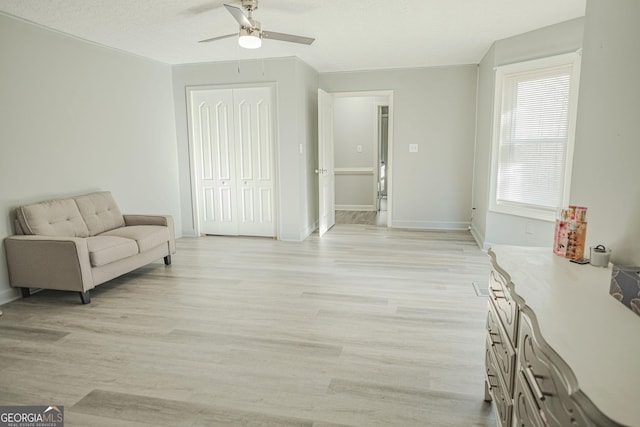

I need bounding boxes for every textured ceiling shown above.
[0,0,586,72]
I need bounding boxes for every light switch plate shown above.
[409,144,418,153]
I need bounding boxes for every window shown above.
[490,52,581,221]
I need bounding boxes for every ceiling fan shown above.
[199,0,315,49]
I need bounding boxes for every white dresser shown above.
[484,245,640,427]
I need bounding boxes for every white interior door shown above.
[233,87,275,237]
[191,89,237,236]
[190,86,275,237]
[317,89,335,236]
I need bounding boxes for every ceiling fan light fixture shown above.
[198,3,314,48]
[238,27,262,49]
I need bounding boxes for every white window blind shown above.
[491,53,580,221]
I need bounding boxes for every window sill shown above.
[489,204,556,223]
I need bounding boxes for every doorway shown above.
[376,105,389,223]
[187,85,277,237]
[327,91,394,228]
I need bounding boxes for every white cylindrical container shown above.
[590,245,611,267]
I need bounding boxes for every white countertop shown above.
[490,245,640,427]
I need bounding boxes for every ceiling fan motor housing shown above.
[246,17,261,31]
[241,0,259,11]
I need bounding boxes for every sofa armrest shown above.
[123,214,171,227]
[3,235,94,292]
[123,214,176,254]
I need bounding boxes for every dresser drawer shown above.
[489,268,519,343]
[487,300,516,395]
[514,369,547,427]
[518,311,598,427]
[485,338,512,427]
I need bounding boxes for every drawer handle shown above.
[486,373,498,388]
[488,330,502,345]
[492,294,506,300]
[524,366,548,401]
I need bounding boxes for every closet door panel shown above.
[191,89,238,235]
[233,87,276,237]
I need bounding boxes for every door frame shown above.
[330,90,394,228]
[185,83,279,237]
[317,88,335,237]
[374,102,388,212]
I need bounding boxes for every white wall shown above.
[471,18,585,248]
[171,57,319,241]
[0,14,181,304]
[570,0,640,265]
[320,66,477,230]
[334,96,386,210]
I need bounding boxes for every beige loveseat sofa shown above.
[4,191,175,304]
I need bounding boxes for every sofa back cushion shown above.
[16,198,90,237]
[74,191,125,236]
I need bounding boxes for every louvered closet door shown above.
[233,87,275,237]
[191,87,275,237]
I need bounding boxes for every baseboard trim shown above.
[276,220,319,242]
[181,229,198,237]
[0,287,21,306]
[336,205,376,212]
[391,220,470,231]
[469,224,490,250]
[299,220,319,241]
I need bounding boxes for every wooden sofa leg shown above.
[79,291,91,304]
[21,287,31,298]
[164,255,172,265]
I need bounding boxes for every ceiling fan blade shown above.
[262,30,315,45]
[198,33,237,43]
[224,4,253,28]
[185,1,226,15]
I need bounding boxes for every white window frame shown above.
[489,52,582,222]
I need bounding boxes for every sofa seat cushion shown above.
[86,236,138,267]
[99,225,170,253]
[16,198,90,237]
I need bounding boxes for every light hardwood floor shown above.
[335,211,379,225]
[335,209,387,227]
[0,225,495,426]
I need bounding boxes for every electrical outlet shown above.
[409,144,418,153]
[356,145,362,153]
[525,223,534,234]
